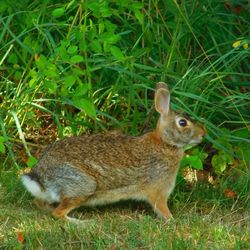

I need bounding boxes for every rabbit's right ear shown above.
[155,86,170,116]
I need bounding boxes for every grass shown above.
[0,170,249,249]
[0,1,249,248]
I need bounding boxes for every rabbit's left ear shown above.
[155,87,170,116]
[156,82,169,91]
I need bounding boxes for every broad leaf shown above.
[52,8,65,18]
[73,98,96,118]
[181,155,203,170]
[70,55,84,64]
[110,46,124,60]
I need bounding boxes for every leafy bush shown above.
[0,0,249,177]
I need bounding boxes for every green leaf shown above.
[211,154,227,175]
[88,2,99,12]
[29,78,36,88]
[110,46,124,60]
[0,144,5,154]
[27,156,38,168]
[36,55,47,70]
[72,68,85,76]
[90,40,102,53]
[14,71,22,80]
[52,8,65,18]
[134,9,143,25]
[56,41,69,60]
[234,142,250,167]
[46,64,58,78]
[232,128,249,138]
[212,136,233,151]
[79,40,87,52]
[98,22,105,34]
[44,80,57,94]
[190,148,208,161]
[74,84,90,96]
[7,53,18,64]
[67,45,78,54]
[132,2,144,9]
[73,98,96,118]
[88,2,112,17]
[101,9,112,18]
[0,141,5,154]
[64,75,77,88]
[70,55,84,64]
[180,155,203,170]
[211,150,233,175]
[163,0,179,15]
[103,34,121,44]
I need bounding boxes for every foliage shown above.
[181,147,208,170]
[0,136,5,154]
[212,128,250,174]
[0,0,249,176]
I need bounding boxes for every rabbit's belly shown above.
[84,186,146,206]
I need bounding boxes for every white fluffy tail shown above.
[21,174,59,203]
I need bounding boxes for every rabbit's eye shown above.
[179,119,187,127]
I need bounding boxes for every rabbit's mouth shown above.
[189,136,204,146]
[166,135,204,148]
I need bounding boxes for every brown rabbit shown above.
[21,82,206,223]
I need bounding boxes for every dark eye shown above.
[179,119,187,127]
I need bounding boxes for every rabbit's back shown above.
[35,132,182,190]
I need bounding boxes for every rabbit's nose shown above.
[201,126,207,137]
[198,123,207,137]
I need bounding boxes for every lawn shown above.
[0,171,249,249]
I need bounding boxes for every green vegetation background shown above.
[0,0,250,249]
[1,0,249,183]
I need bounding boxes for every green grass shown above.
[0,170,249,249]
[0,1,249,248]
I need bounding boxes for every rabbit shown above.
[21,82,206,223]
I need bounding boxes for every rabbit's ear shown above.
[156,82,169,91]
[155,88,170,116]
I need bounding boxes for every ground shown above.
[0,170,249,249]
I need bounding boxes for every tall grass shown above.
[0,0,249,169]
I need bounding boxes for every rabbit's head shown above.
[155,82,206,148]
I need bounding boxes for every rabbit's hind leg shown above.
[52,197,90,224]
[34,198,58,211]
